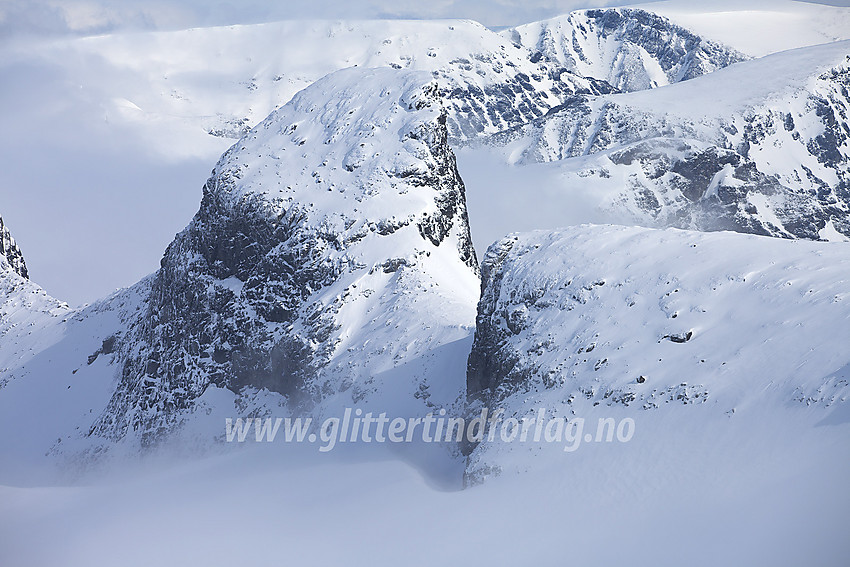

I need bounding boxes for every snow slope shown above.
[641,0,850,57]
[479,40,850,240]
[466,224,850,479]
[0,264,149,482]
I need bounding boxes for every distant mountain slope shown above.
[504,8,748,92]
[482,41,850,240]
[641,0,850,57]
[465,224,850,480]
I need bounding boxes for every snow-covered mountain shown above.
[1,0,848,464]
[503,8,748,92]
[480,40,850,240]
[90,66,482,444]
[0,67,483,462]
[6,3,848,304]
[1,4,850,564]
[465,224,850,481]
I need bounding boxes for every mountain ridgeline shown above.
[505,8,749,92]
[487,41,850,241]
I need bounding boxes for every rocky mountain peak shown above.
[0,215,28,280]
[505,7,749,92]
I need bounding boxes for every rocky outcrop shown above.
[92,68,480,443]
[0,215,28,279]
[431,47,614,141]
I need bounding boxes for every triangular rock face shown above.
[0,215,28,279]
[505,8,748,92]
[93,68,481,442]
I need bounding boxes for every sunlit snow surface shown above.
[642,0,850,56]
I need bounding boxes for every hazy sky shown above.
[4,0,847,38]
[2,0,622,36]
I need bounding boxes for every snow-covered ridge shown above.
[0,262,150,477]
[504,7,748,92]
[465,224,850,479]
[0,263,68,392]
[483,41,850,240]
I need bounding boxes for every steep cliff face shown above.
[484,42,850,241]
[386,20,615,141]
[92,68,481,443]
[0,215,28,279]
[465,225,850,480]
[504,8,748,92]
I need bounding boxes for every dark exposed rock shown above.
[87,335,119,365]
[663,331,693,344]
[438,58,615,142]
[0,215,28,280]
[466,236,524,401]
